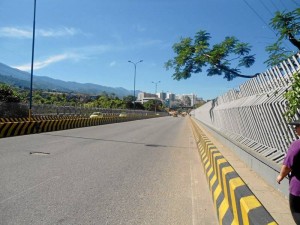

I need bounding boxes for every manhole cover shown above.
[30,152,50,155]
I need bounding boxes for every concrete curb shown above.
[0,115,160,138]
[190,118,277,225]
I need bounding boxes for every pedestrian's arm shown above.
[277,165,291,184]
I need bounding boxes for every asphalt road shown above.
[0,116,218,225]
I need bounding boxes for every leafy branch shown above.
[165,30,258,81]
[284,70,300,122]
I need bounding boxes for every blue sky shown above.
[0,0,298,100]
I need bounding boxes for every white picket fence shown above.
[194,53,300,164]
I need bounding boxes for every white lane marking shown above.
[0,176,60,204]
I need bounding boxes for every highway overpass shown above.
[0,116,294,224]
[0,116,219,225]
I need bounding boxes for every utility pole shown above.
[128,60,143,109]
[29,0,37,121]
[152,81,160,114]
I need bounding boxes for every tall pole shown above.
[152,81,160,114]
[128,60,143,109]
[29,0,37,121]
[152,81,160,95]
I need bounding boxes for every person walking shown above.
[277,119,300,224]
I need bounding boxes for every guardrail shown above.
[190,117,277,225]
[0,102,157,118]
[0,114,164,138]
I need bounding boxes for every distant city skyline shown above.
[137,90,201,107]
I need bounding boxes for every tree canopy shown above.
[0,83,21,103]
[166,9,300,81]
[165,30,258,81]
[143,99,162,111]
[265,9,300,66]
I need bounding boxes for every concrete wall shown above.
[190,118,277,225]
[192,53,300,198]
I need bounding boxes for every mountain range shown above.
[0,62,135,97]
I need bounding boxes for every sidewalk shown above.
[195,122,295,225]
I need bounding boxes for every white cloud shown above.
[0,27,32,38]
[12,38,163,71]
[37,27,82,37]
[0,26,82,38]
[13,43,118,71]
[15,53,78,71]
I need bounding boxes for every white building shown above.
[137,92,158,104]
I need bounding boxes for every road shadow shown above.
[40,133,190,149]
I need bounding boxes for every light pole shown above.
[152,81,160,95]
[29,0,37,121]
[152,81,160,114]
[128,60,143,109]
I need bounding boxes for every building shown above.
[156,92,167,100]
[137,92,157,104]
[166,93,175,101]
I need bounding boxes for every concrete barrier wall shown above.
[190,118,277,225]
[192,53,300,198]
[0,115,160,138]
[193,52,300,165]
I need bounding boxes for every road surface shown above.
[0,116,218,225]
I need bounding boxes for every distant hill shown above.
[0,62,134,97]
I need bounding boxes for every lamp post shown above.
[152,81,160,114]
[29,0,37,121]
[128,60,143,109]
[152,81,160,95]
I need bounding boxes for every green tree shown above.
[143,99,162,111]
[122,95,135,109]
[265,9,300,66]
[33,91,44,104]
[133,102,144,110]
[0,84,21,102]
[143,100,156,111]
[165,30,258,81]
[123,95,135,102]
[284,71,300,122]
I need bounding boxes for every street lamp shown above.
[152,81,161,114]
[29,0,37,121]
[128,60,143,109]
[152,81,160,95]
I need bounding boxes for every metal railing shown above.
[0,103,160,118]
[194,53,300,164]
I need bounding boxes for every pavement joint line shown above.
[0,176,60,205]
[189,161,196,225]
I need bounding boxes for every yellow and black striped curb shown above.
[190,118,277,225]
[0,115,117,122]
[0,115,159,138]
[0,115,72,122]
